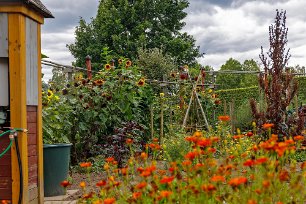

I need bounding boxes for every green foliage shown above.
[216,58,243,89]
[296,77,306,104]
[67,0,201,68]
[137,47,177,81]
[241,59,260,87]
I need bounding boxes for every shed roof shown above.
[25,0,53,18]
[0,0,53,18]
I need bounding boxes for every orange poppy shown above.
[135,181,147,190]
[80,162,92,168]
[160,190,172,198]
[96,180,107,187]
[293,135,304,141]
[160,176,175,184]
[228,177,247,187]
[132,192,142,199]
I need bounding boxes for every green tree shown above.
[241,59,260,87]
[68,0,201,68]
[216,58,243,90]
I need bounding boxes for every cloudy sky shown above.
[41,0,306,80]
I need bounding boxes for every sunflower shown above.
[137,78,145,86]
[94,79,104,86]
[126,60,132,67]
[105,64,111,70]
[118,59,123,64]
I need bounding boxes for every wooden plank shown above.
[8,13,29,204]
[36,24,44,203]
[0,5,44,24]
[26,17,38,106]
[0,58,9,106]
[0,165,11,177]
[0,13,8,57]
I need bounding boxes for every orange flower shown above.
[140,152,148,160]
[193,131,202,137]
[126,138,133,145]
[248,199,257,204]
[160,176,175,184]
[262,180,270,188]
[96,180,107,187]
[135,181,147,190]
[103,197,116,204]
[246,131,253,137]
[243,159,255,167]
[121,168,128,176]
[105,157,115,163]
[185,136,198,143]
[218,115,230,122]
[293,135,304,141]
[255,157,268,165]
[60,180,71,188]
[94,79,104,86]
[185,151,198,160]
[202,184,217,192]
[255,189,262,194]
[262,123,274,129]
[228,177,247,187]
[80,162,92,168]
[210,175,225,182]
[105,64,111,70]
[80,181,86,188]
[182,160,192,166]
[279,170,290,181]
[83,192,94,199]
[132,192,142,199]
[301,161,306,170]
[118,59,123,64]
[197,138,212,147]
[160,190,172,198]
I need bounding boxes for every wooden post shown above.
[85,55,92,80]
[8,13,29,204]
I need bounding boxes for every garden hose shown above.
[0,128,27,204]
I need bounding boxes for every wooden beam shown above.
[36,23,44,203]
[0,5,44,24]
[8,13,29,204]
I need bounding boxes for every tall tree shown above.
[240,59,260,87]
[68,0,201,68]
[216,58,243,89]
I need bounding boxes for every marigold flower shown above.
[185,136,198,143]
[80,181,86,188]
[103,197,116,204]
[279,170,290,181]
[60,180,71,188]
[262,180,270,188]
[197,138,212,147]
[160,190,172,198]
[255,157,268,165]
[82,192,94,199]
[135,181,147,190]
[262,123,274,129]
[140,152,148,160]
[185,151,198,160]
[202,184,217,192]
[132,192,142,199]
[246,132,253,137]
[106,157,115,163]
[243,159,255,167]
[96,180,107,187]
[126,138,133,145]
[210,175,225,182]
[182,160,192,166]
[80,162,92,168]
[218,115,230,122]
[248,199,257,204]
[228,177,247,187]
[160,176,175,184]
[293,135,304,141]
[121,168,128,176]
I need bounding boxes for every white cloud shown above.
[41,0,306,80]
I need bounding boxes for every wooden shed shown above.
[0,0,53,203]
